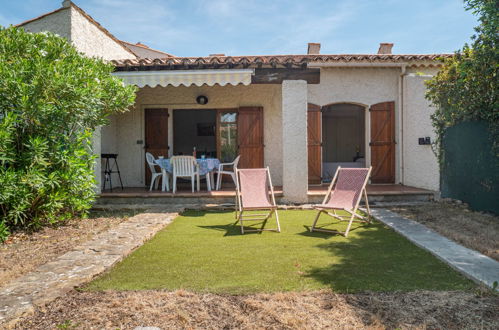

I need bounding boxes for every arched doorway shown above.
[321,103,366,181]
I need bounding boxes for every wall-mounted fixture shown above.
[418,137,431,145]
[196,95,208,105]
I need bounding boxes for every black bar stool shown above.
[101,153,124,191]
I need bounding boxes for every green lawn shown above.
[87,210,473,294]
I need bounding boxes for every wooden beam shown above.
[252,68,320,84]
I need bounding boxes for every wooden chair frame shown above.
[311,166,373,237]
[234,167,281,234]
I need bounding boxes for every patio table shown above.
[155,158,221,191]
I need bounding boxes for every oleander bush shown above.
[0,27,136,239]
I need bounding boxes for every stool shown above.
[102,153,123,191]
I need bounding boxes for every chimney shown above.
[377,43,393,54]
[62,0,72,8]
[307,43,321,55]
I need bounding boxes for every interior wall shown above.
[173,109,216,156]
[322,104,365,162]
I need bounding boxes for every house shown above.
[15,1,443,202]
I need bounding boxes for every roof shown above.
[16,1,136,59]
[121,40,175,59]
[112,54,452,71]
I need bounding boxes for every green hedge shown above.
[0,27,136,241]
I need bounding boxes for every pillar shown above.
[282,80,308,203]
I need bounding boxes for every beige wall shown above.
[69,7,135,60]
[21,8,71,40]
[402,71,440,191]
[103,84,282,187]
[21,6,134,61]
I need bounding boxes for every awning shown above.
[112,69,254,87]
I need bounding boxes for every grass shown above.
[87,210,473,294]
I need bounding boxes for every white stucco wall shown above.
[92,127,101,194]
[402,72,440,191]
[282,80,308,202]
[103,84,282,187]
[101,115,118,154]
[69,7,135,60]
[21,8,71,40]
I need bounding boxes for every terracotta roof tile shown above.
[112,54,451,71]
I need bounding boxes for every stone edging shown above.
[0,209,179,328]
[372,208,499,290]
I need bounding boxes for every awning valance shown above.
[112,69,254,87]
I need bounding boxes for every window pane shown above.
[220,112,237,162]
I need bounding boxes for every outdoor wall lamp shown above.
[196,95,209,105]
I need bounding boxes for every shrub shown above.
[425,0,498,159]
[0,27,136,232]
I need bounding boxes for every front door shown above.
[370,101,395,183]
[145,108,169,185]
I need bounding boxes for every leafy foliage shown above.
[0,27,136,234]
[425,0,498,158]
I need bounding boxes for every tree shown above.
[0,27,136,239]
[425,0,498,158]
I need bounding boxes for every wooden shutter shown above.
[237,107,264,168]
[145,108,169,185]
[370,101,395,183]
[308,103,322,184]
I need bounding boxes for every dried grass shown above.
[0,210,136,288]
[388,202,499,261]
[14,289,499,329]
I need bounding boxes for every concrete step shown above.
[94,191,434,210]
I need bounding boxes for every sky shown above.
[0,0,479,57]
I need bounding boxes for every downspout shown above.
[398,64,407,185]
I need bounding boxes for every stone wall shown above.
[21,8,71,40]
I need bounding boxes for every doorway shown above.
[173,109,217,157]
[321,103,366,181]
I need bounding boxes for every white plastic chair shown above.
[145,152,169,192]
[216,155,240,190]
[171,156,200,193]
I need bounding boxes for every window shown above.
[219,111,237,162]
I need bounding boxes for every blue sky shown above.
[1,0,479,57]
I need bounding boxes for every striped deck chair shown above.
[311,167,372,237]
[235,167,280,234]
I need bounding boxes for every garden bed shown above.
[16,289,498,329]
[388,202,499,261]
[0,210,137,288]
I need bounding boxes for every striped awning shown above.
[112,69,254,87]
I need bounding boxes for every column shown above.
[92,126,102,194]
[282,80,308,203]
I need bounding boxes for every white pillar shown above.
[282,80,308,203]
[92,127,102,194]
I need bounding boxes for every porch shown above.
[95,184,435,209]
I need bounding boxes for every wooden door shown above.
[237,107,264,168]
[145,108,169,185]
[370,101,395,183]
[308,103,322,184]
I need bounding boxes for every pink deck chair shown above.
[311,167,372,237]
[235,167,280,234]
